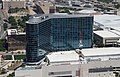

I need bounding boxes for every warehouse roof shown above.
[78,10,97,14]
[93,30,120,39]
[94,14,120,31]
[82,47,120,57]
[47,50,80,64]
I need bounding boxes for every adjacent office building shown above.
[94,30,120,47]
[2,0,26,9]
[26,14,93,62]
[7,29,26,51]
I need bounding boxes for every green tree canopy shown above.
[115,4,120,9]
[8,16,17,28]
[21,14,30,21]
[3,23,8,30]
[0,17,1,20]
[17,19,25,28]
[0,39,6,51]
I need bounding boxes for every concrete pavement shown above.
[0,9,9,39]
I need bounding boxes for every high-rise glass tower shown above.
[26,14,93,62]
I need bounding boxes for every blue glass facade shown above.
[51,17,93,50]
[26,14,93,62]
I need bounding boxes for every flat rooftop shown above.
[7,29,26,35]
[93,30,120,39]
[78,10,97,14]
[82,47,120,57]
[94,14,120,31]
[47,50,80,64]
[26,13,93,24]
[47,47,120,63]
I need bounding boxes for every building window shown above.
[48,71,72,76]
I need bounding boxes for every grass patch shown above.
[5,55,25,60]
[14,55,25,60]
[5,55,12,60]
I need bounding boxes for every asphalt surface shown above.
[0,10,4,39]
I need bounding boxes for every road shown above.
[0,31,7,39]
[0,10,4,39]
[0,9,9,39]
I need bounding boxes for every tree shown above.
[115,4,120,9]
[21,14,30,21]
[8,16,17,28]
[8,16,15,23]
[20,21,25,28]
[0,39,6,51]
[19,14,30,28]
[3,23,8,30]
[17,19,21,25]
[17,19,25,28]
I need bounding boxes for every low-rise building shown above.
[15,50,82,77]
[70,10,101,15]
[15,47,120,77]
[36,1,56,14]
[2,0,26,9]
[94,30,120,46]
[81,47,120,77]
[94,14,120,31]
[7,29,26,51]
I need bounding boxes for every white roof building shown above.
[7,29,18,35]
[70,10,100,15]
[47,51,81,65]
[82,47,120,57]
[93,15,120,46]
[15,51,81,77]
[94,30,120,39]
[93,30,120,46]
[78,10,97,14]
[94,14,120,31]
[82,47,120,61]
[15,48,120,77]
[7,29,26,35]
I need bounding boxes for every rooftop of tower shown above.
[26,13,93,24]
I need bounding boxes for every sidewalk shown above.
[0,70,14,77]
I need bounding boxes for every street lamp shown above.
[11,51,15,61]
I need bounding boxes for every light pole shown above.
[11,51,15,61]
